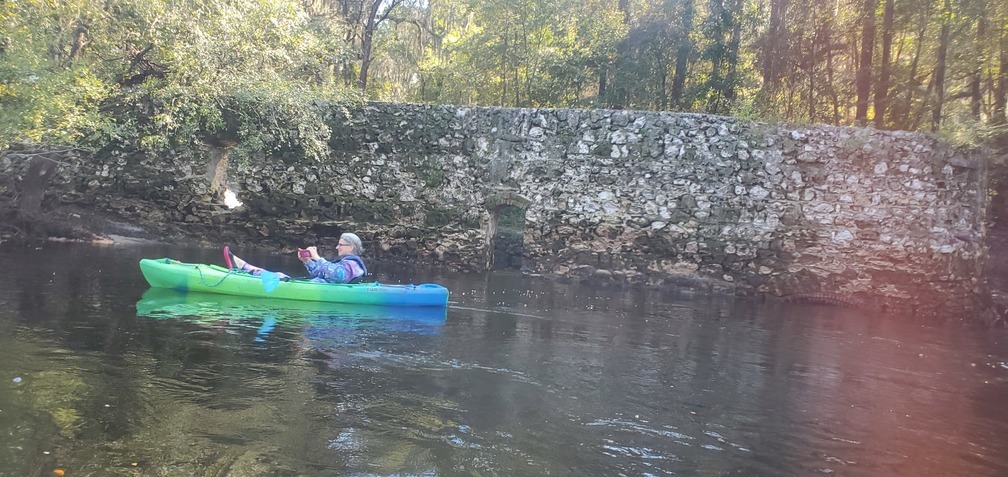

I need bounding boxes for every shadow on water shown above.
[1,243,1008,476]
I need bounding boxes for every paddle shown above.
[260,270,281,293]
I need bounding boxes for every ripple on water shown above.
[318,347,543,388]
[584,417,694,442]
[601,440,676,461]
[584,416,754,469]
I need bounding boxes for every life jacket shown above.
[342,254,368,283]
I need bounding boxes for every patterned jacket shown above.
[303,254,367,283]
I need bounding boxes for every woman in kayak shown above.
[299,233,368,283]
[225,232,368,284]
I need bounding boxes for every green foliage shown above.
[123,80,354,161]
[0,66,115,147]
[0,0,358,156]
[937,120,1008,151]
[402,0,625,107]
[221,83,346,161]
[0,0,115,148]
[2,0,1007,154]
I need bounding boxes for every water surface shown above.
[1,244,1007,476]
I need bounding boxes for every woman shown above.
[299,232,368,283]
[225,232,368,284]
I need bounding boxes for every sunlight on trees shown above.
[1,0,1007,152]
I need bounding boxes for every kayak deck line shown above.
[139,258,450,307]
[183,261,431,290]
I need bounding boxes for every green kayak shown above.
[136,288,447,325]
[139,258,450,307]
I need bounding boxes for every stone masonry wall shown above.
[5,102,989,318]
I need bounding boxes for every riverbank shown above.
[0,201,164,247]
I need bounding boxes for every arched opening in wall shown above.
[491,204,526,270]
[207,145,244,209]
[485,190,532,271]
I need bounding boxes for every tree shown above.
[0,0,356,155]
[855,0,876,124]
[357,0,406,91]
[932,0,952,131]
[405,0,622,108]
[873,0,894,127]
[756,0,790,111]
[670,0,696,109]
[996,23,1008,125]
[6,0,1008,155]
[987,0,1008,125]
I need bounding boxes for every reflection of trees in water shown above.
[6,246,1008,475]
[0,336,90,451]
[3,247,133,448]
[0,246,455,474]
[130,290,451,473]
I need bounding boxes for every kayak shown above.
[136,288,447,327]
[139,258,450,307]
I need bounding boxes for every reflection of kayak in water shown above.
[135,288,448,332]
[139,258,450,307]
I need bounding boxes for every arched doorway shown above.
[492,204,525,270]
[486,191,531,271]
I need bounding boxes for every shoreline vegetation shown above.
[3,1,1006,153]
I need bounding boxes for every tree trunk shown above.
[19,156,58,216]
[854,0,876,124]
[827,29,840,123]
[597,64,608,105]
[892,9,929,130]
[970,17,987,120]
[723,0,743,107]
[501,34,509,107]
[357,1,381,91]
[357,0,402,91]
[66,22,88,64]
[932,0,952,132]
[807,22,818,121]
[762,0,788,86]
[995,26,1008,125]
[606,0,633,109]
[873,0,894,127]
[706,0,727,113]
[670,0,695,108]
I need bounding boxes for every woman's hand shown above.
[298,246,320,264]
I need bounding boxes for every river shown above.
[1,244,1006,476]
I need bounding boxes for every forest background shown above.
[2,0,1007,178]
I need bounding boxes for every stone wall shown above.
[5,102,989,318]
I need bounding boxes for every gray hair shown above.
[341,232,363,254]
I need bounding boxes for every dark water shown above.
[1,244,1007,476]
